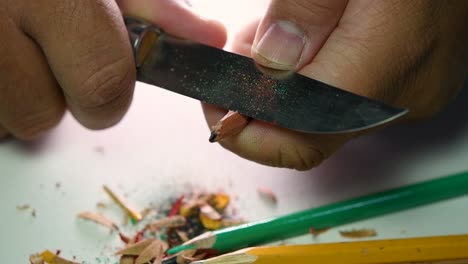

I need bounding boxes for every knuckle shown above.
[10,105,64,140]
[74,56,135,110]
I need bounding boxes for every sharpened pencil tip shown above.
[209,131,218,143]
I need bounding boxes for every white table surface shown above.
[2,1,468,262]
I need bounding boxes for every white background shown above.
[1,0,468,262]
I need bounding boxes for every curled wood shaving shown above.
[77,211,118,231]
[209,193,230,211]
[257,187,277,204]
[146,216,186,231]
[135,240,167,264]
[199,213,222,230]
[115,239,156,256]
[339,228,378,238]
[29,253,44,264]
[199,204,222,221]
[119,256,135,264]
[103,185,142,221]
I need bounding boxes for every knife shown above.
[125,17,408,134]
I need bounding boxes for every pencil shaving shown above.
[199,204,222,220]
[16,204,31,211]
[29,253,44,264]
[146,215,186,231]
[210,193,230,211]
[176,230,190,242]
[119,255,135,264]
[30,250,79,264]
[257,187,277,204]
[115,238,156,256]
[103,185,142,222]
[135,239,167,264]
[339,228,378,238]
[77,211,118,231]
[309,227,330,236]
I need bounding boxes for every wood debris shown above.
[16,204,31,211]
[119,255,135,264]
[32,189,239,263]
[30,250,79,264]
[135,239,167,264]
[199,203,223,230]
[146,215,186,231]
[103,185,142,222]
[209,193,230,211]
[96,202,107,209]
[77,211,118,231]
[116,239,156,256]
[309,227,330,237]
[175,230,189,242]
[257,187,277,204]
[339,228,378,238]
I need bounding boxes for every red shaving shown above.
[134,230,145,243]
[119,232,131,244]
[168,195,185,217]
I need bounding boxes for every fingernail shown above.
[253,21,305,70]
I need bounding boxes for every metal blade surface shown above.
[137,34,407,134]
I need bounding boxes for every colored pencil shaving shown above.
[77,211,119,231]
[339,228,378,238]
[191,234,468,264]
[209,111,250,142]
[30,250,79,264]
[103,185,142,222]
[167,171,468,254]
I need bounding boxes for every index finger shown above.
[19,0,136,129]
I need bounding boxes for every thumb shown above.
[252,0,347,70]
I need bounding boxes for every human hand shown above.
[203,0,468,170]
[0,0,226,140]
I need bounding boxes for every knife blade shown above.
[125,17,407,134]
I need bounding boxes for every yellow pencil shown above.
[192,234,468,264]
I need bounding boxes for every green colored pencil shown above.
[167,171,468,255]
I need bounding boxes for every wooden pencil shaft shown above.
[210,111,249,142]
[198,171,468,253]
[195,234,468,264]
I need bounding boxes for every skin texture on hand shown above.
[0,0,226,140]
[203,0,468,170]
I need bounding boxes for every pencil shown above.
[191,234,468,264]
[209,111,250,142]
[167,171,468,255]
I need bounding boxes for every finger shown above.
[202,104,351,170]
[232,19,260,56]
[299,1,457,118]
[251,0,348,70]
[117,0,227,48]
[19,0,136,129]
[0,18,65,140]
